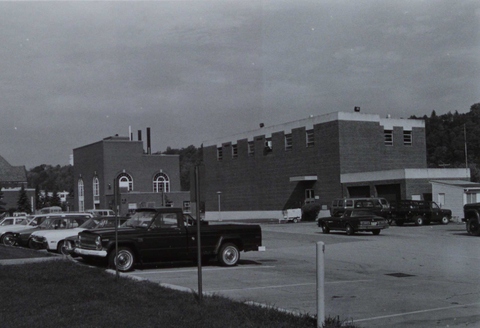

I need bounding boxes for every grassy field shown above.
[0,246,360,328]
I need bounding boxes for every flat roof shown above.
[203,111,424,147]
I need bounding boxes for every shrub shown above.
[301,203,321,221]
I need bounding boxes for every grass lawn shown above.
[0,246,360,328]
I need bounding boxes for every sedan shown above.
[317,209,389,235]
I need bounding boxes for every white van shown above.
[86,209,116,217]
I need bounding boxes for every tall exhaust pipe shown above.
[138,130,142,141]
[147,127,151,155]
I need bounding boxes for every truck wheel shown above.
[345,224,354,235]
[218,243,240,266]
[109,247,135,272]
[372,229,381,235]
[414,216,424,226]
[441,216,450,225]
[1,233,16,246]
[293,218,299,223]
[467,220,480,236]
[321,223,330,234]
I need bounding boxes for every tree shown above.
[16,185,31,213]
[0,189,6,214]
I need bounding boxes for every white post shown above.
[217,191,222,221]
[317,242,325,327]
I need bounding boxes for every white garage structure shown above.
[431,180,480,222]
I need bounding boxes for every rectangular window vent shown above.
[285,134,292,151]
[403,130,412,145]
[384,130,393,146]
[306,129,314,147]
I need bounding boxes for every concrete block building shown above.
[73,133,190,216]
[201,111,469,221]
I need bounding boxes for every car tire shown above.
[372,229,381,235]
[345,224,354,235]
[441,216,450,225]
[467,219,480,236]
[28,239,38,249]
[293,218,299,223]
[218,243,240,266]
[58,241,68,255]
[109,247,135,272]
[1,233,16,246]
[414,216,424,226]
[321,224,330,234]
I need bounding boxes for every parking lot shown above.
[122,221,480,327]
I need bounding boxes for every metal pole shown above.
[195,166,203,302]
[217,191,222,221]
[316,242,325,327]
[114,178,119,280]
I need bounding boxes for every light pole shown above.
[217,191,222,221]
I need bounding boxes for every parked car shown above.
[317,209,389,235]
[0,217,29,226]
[388,200,451,226]
[3,213,92,247]
[74,207,264,272]
[462,202,480,236]
[0,217,45,245]
[29,216,127,254]
[330,197,390,218]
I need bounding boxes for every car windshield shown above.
[0,219,14,226]
[96,218,118,229]
[350,210,374,217]
[79,218,102,229]
[121,211,157,228]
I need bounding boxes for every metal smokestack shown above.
[138,130,142,141]
[147,127,151,155]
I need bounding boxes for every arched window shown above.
[117,173,133,191]
[78,178,85,212]
[153,172,170,193]
[93,176,100,205]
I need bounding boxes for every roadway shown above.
[123,221,480,327]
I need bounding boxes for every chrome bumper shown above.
[75,248,108,257]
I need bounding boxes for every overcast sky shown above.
[1,0,478,169]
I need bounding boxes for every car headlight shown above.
[95,236,102,250]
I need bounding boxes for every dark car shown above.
[6,214,91,248]
[317,209,389,235]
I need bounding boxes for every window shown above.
[248,141,255,156]
[217,147,223,161]
[265,138,272,153]
[306,129,314,147]
[152,213,178,229]
[153,172,170,193]
[117,173,133,191]
[467,192,478,204]
[384,130,393,146]
[93,176,100,205]
[437,193,445,207]
[285,134,292,151]
[232,144,238,159]
[78,179,84,212]
[183,201,191,213]
[403,130,412,145]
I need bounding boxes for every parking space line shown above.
[214,279,373,293]
[353,302,480,323]
[128,265,276,275]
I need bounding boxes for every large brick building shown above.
[0,155,35,213]
[73,133,190,216]
[201,111,469,220]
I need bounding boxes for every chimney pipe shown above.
[138,130,142,141]
[147,127,151,155]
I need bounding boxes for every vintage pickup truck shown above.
[74,208,264,272]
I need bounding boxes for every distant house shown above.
[431,180,480,221]
[0,155,35,212]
